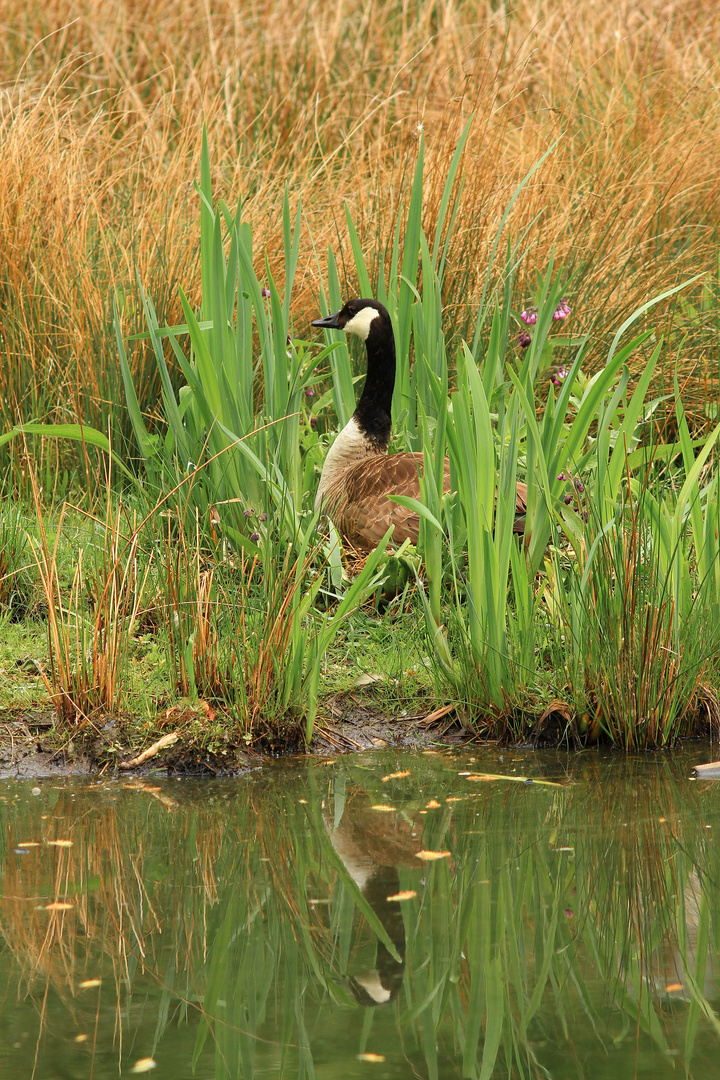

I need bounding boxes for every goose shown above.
[312,298,527,552]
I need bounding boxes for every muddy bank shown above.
[0,714,93,779]
[0,698,470,779]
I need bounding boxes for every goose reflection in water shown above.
[324,786,423,1007]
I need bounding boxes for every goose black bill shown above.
[312,310,342,328]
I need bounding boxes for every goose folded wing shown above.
[341,453,431,551]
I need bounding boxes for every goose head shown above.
[312,297,389,341]
[312,298,396,453]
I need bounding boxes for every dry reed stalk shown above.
[26,458,151,723]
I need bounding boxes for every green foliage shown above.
[116,129,330,555]
[407,264,719,743]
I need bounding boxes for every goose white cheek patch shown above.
[343,307,381,340]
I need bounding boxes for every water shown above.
[1,745,719,1079]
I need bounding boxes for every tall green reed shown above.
[410,262,719,741]
[116,129,331,555]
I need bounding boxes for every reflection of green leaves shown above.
[5,760,720,1079]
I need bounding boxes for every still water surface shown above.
[1,746,720,1079]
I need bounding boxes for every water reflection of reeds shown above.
[0,754,719,1078]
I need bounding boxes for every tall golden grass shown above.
[2,0,719,454]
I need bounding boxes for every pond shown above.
[1,746,719,1079]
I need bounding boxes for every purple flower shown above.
[574,480,584,493]
[259,512,267,522]
[564,494,573,505]
[305,388,314,397]
[553,299,571,320]
[556,365,568,380]
[261,287,271,298]
[243,509,252,518]
[518,331,532,349]
[249,532,260,542]
[520,308,537,325]
[557,472,567,481]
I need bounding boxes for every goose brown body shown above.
[312,299,528,553]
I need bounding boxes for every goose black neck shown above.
[353,317,396,451]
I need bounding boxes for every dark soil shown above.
[0,713,94,779]
[0,698,470,779]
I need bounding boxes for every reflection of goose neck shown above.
[347,864,406,1007]
[328,827,407,1007]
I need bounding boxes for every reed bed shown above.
[2,0,720,478]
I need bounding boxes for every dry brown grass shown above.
[2,0,720,452]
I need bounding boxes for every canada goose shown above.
[312,298,527,552]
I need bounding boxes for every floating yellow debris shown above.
[47,839,73,847]
[659,817,667,823]
[370,805,396,812]
[17,841,40,847]
[415,850,451,861]
[382,770,411,782]
[79,979,102,989]
[45,902,74,911]
[665,983,684,993]
[298,799,307,804]
[425,800,441,809]
[445,797,464,803]
[464,773,563,788]
[386,890,417,902]
[356,1053,385,1063]
[74,1034,88,1043]
[130,1059,157,1074]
